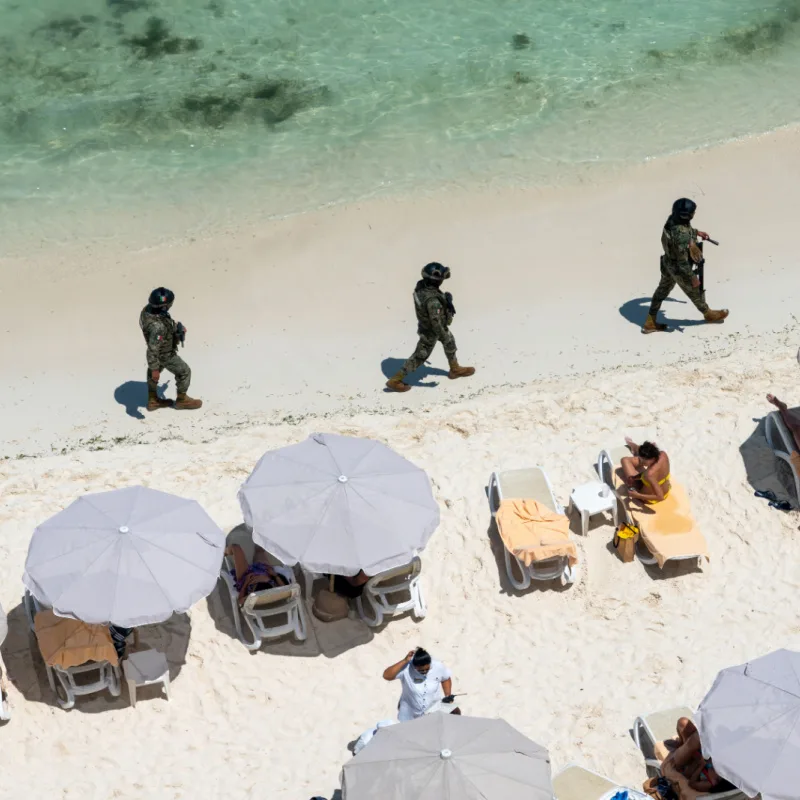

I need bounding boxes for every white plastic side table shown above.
[123,649,170,707]
[569,481,618,536]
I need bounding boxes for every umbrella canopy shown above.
[238,433,440,575]
[23,486,225,627]
[341,714,554,800]
[34,609,119,669]
[696,648,800,800]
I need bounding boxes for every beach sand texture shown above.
[1,128,800,798]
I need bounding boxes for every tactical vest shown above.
[661,222,695,267]
[139,307,177,356]
[413,280,448,333]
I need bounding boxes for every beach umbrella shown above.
[341,713,554,800]
[238,433,440,575]
[23,486,225,627]
[33,610,119,669]
[696,648,800,800]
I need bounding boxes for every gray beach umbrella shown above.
[696,648,800,800]
[341,713,554,800]
[23,486,225,627]
[238,433,440,575]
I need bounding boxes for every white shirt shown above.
[394,660,452,722]
[352,719,396,755]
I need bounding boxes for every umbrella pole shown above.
[329,574,335,592]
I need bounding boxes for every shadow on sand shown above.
[618,297,706,332]
[380,357,448,389]
[114,379,173,420]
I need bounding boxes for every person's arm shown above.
[673,227,699,286]
[383,651,414,681]
[426,298,449,341]
[629,477,665,503]
[442,678,452,697]
[346,571,369,587]
[624,437,640,456]
[145,321,164,374]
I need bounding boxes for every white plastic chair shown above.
[46,660,121,711]
[220,557,307,650]
[632,707,745,799]
[123,649,170,707]
[0,654,10,722]
[487,467,578,589]
[355,557,426,627]
[764,411,800,507]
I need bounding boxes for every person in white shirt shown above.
[382,648,460,721]
[352,719,397,755]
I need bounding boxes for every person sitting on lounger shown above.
[767,394,800,448]
[661,718,736,795]
[621,438,671,503]
[226,544,289,605]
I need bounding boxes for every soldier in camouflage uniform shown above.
[642,198,729,333]
[386,262,475,392]
[139,287,203,411]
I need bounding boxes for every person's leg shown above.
[442,331,474,379]
[164,353,202,409]
[671,731,701,771]
[644,264,676,332]
[386,335,437,391]
[226,543,251,582]
[146,364,172,411]
[676,717,697,744]
[767,394,800,447]
[673,272,709,315]
[620,455,641,487]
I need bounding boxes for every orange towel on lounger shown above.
[495,499,578,567]
[34,610,119,669]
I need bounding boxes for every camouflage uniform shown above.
[139,306,191,395]
[648,222,709,317]
[398,280,458,378]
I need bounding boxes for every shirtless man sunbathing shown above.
[767,394,800,449]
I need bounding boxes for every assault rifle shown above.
[693,238,719,302]
[444,291,456,317]
[175,322,187,347]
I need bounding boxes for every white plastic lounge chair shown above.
[488,467,578,589]
[355,556,426,627]
[764,410,800,507]
[596,450,708,570]
[220,557,307,650]
[0,654,10,721]
[553,763,647,800]
[46,660,121,711]
[632,707,745,799]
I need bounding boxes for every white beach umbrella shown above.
[696,648,800,800]
[23,486,225,627]
[238,433,440,575]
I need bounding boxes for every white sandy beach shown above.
[2,127,800,799]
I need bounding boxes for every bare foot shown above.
[767,394,788,412]
[625,436,635,449]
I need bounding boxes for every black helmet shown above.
[671,198,697,223]
[421,262,451,282]
[148,287,175,309]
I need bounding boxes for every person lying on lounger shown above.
[767,394,800,448]
[225,544,289,605]
[621,438,671,503]
[325,571,371,600]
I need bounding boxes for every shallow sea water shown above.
[2,0,800,246]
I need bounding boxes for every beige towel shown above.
[495,498,578,567]
[34,610,119,669]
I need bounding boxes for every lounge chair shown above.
[553,764,646,800]
[632,707,745,800]
[46,660,121,711]
[764,410,800,507]
[488,467,578,589]
[355,557,426,627]
[220,557,307,650]
[596,449,709,571]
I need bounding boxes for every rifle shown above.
[444,291,456,318]
[693,238,718,303]
[175,322,186,347]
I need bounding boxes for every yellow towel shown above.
[34,610,119,669]
[495,499,578,567]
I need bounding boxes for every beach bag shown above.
[642,777,677,800]
[312,588,349,622]
[613,523,639,563]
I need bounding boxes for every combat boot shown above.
[174,392,203,410]
[704,308,729,323]
[448,361,475,380]
[147,392,173,412]
[641,315,668,334]
[385,372,411,392]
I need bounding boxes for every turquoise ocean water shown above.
[2,0,800,247]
